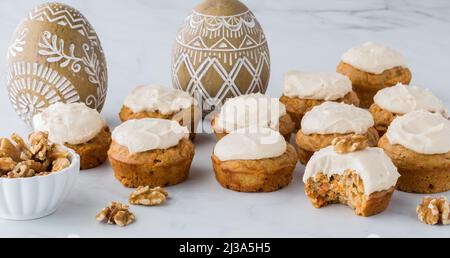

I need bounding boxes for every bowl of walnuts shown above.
[0,131,79,220]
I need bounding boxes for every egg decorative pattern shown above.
[6,3,108,125]
[172,0,271,116]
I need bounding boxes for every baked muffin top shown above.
[33,102,106,145]
[215,93,286,133]
[341,41,407,74]
[304,146,400,195]
[112,118,189,153]
[123,85,195,115]
[386,110,450,155]
[214,127,287,161]
[301,102,374,135]
[283,71,352,101]
[374,83,448,117]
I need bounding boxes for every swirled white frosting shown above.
[341,41,408,74]
[301,102,374,135]
[124,85,195,115]
[386,110,450,154]
[215,93,286,132]
[214,127,287,161]
[374,84,448,117]
[112,118,189,153]
[304,146,400,195]
[283,71,352,100]
[33,102,106,145]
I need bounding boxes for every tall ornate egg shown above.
[6,3,108,125]
[172,0,271,116]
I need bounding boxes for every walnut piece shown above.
[29,131,52,161]
[332,134,369,153]
[416,196,450,225]
[51,158,71,172]
[129,186,168,206]
[96,202,135,227]
[0,157,17,172]
[0,132,71,179]
[11,133,33,160]
[0,138,21,161]
[7,164,36,178]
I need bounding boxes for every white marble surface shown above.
[0,0,449,237]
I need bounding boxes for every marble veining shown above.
[0,0,449,237]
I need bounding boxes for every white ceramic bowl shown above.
[0,148,79,220]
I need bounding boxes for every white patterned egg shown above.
[6,2,108,125]
[172,0,271,116]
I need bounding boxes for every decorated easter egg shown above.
[172,0,271,116]
[6,3,108,125]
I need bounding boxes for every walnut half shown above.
[416,197,450,225]
[96,202,135,227]
[129,186,168,206]
[332,134,368,154]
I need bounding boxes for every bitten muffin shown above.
[119,85,201,139]
[108,118,195,188]
[211,127,297,192]
[304,141,400,217]
[33,102,111,170]
[369,83,448,135]
[379,111,450,194]
[337,42,412,108]
[279,71,360,129]
[211,93,295,141]
[295,102,379,165]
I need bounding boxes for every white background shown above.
[0,0,449,237]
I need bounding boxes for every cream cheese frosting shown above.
[215,93,286,132]
[341,41,408,74]
[283,71,352,100]
[112,118,189,153]
[304,146,400,196]
[301,102,374,135]
[33,102,106,145]
[123,85,195,115]
[374,84,448,117]
[214,127,287,161]
[386,110,450,155]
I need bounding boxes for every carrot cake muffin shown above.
[304,139,400,217]
[370,83,448,135]
[337,42,412,108]
[295,102,379,164]
[379,110,450,193]
[279,71,360,129]
[212,127,297,192]
[211,93,295,141]
[33,102,111,170]
[108,118,195,188]
[119,85,201,139]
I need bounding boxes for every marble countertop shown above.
[0,0,449,237]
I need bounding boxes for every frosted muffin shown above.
[108,118,195,188]
[295,102,379,164]
[304,140,400,217]
[279,71,360,129]
[119,85,201,139]
[33,102,111,170]
[369,84,448,135]
[211,127,297,192]
[337,42,412,108]
[379,111,450,193]
[211,93,295,141]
